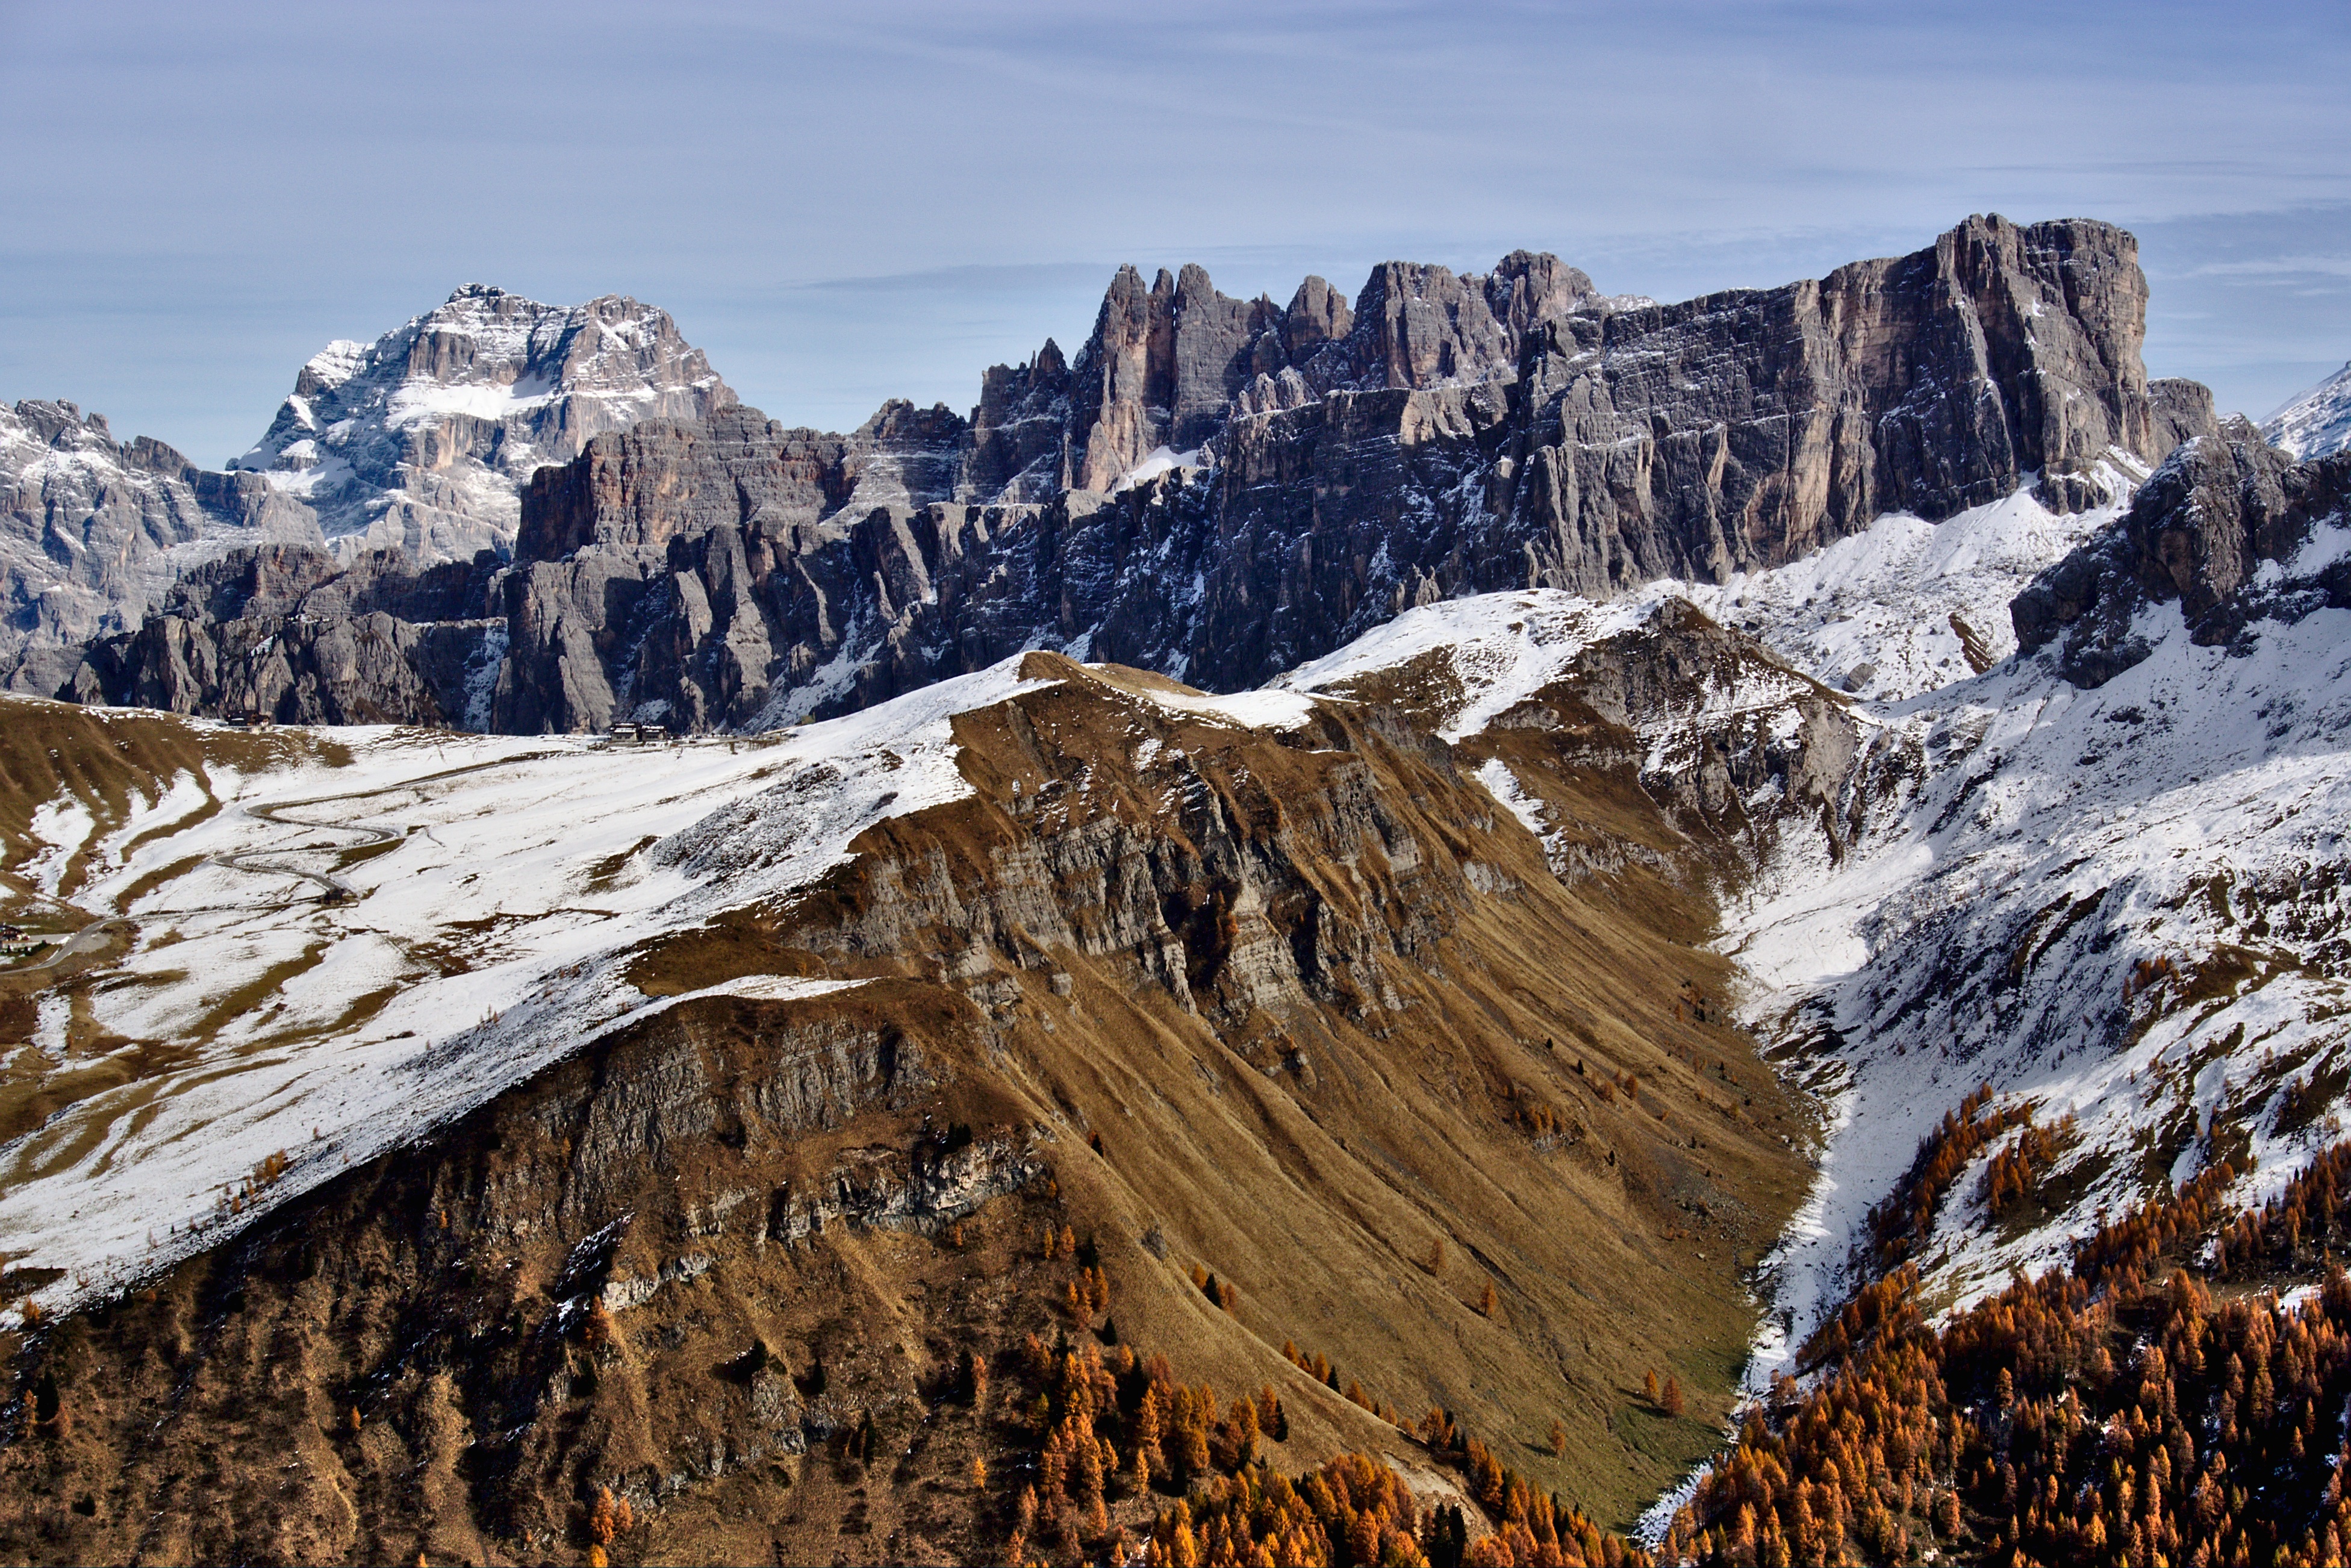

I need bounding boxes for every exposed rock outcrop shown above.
[2012,420,2351,686]
[72,215,2194,733]
[0,400,321,694]
[67,543,505,724]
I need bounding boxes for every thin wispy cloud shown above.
[0,0,2343,458]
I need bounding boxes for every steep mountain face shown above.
[2263,358,2351,459]
[0,648,1816,1560]
[1661,428,2351,1381]
[228,284,736,562]
[0,400,320,695]
[67,215,2194,743]
[2012,417,2351,686]
[65,541,508,726]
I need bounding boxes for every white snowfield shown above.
[1278,590,1657,741]
[0,661,1051,1323]
[1671,459,2142,703]
[1110,444,1211,494]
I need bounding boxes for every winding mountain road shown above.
[207,801,404,904]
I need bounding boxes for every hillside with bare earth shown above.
[0,632,1820,1564]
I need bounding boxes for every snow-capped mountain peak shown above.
[2262,358,2351,459]
[231,284,735,563]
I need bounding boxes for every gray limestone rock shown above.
[72,213,2193,735]
[2011,420,2351,686]
[0,399,322,694]
[69,541,505,723]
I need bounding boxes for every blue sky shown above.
[1,0,2344,464]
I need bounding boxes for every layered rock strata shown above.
[72,214,2197,732]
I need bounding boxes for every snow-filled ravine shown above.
[1727,576,2351,1354]
[1291,470,2351,1546]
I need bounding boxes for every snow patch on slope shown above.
[1676,461,2140,702]
[2265,361,2351,459]
[0,658,1051,1324]
[1111,446,1209,494]
[1125,683,1316,731]
[1278,590,1655,739]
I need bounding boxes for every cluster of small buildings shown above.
[607,721,673,745]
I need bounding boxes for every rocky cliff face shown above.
[229,284,736,563]
[2012,418,2351,686]
[65,541,507,726]
[70,215,2190,735]
[1492,216,2160,582]
[1051,252,1604,493]
[0,400,321,695]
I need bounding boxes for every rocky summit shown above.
[68,216,2214,737]
[9,210,2351,1568]
[0,287,732,703]
[228,284,736,564]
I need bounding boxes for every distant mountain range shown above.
[20,214,2260,739]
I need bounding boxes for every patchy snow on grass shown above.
[22,799,94,898]
[1279,590,1655,739]
[0,658,1054,1323]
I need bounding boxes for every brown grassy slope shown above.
[0,697,345,1179]
[0,695,334,911]
[0,657,1813,1562]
